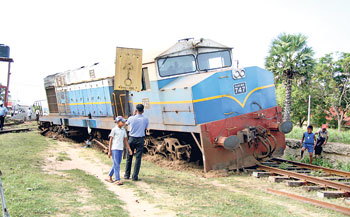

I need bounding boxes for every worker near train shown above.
[0,102,8,131]
[35,109,40,123]
[124,104,149,181]
[27,108,32,121]
[107,116,132,185]
[314,124,329,158]
[300,125,316,164]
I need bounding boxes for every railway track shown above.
[253,158,350,197]
[252,158,350,214]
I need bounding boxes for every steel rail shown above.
[267,188,350,215]
[0,128,30,134]
[257,164,350,193]
[272,158,350,178]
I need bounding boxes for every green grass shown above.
[286,153,350,172]
[56,151,71,161]
[92,150,345,217]
[1,128,347,217]
[286,126,350,144]
[278,162,293,169]
[0,131,128,217]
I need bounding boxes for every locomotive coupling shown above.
[215,127,257,150]
[215,136,240,151]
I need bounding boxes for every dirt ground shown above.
[42,140,175,217]
[40,136,347,217]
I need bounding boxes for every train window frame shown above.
[141,67,151,91]
[197,50,232,71]
[157,54,197,77]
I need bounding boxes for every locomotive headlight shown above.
[232,69,246,79]
[239,69,246,78]
[233,70,240,79]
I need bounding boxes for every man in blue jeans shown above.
[107,116,132,185]
[124,104,149,181]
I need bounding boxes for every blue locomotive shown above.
[40,38,292,172]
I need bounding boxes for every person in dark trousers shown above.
[300,125,316,164]
[124,104,149,181]
[314,124,329,158]
[0,103,8,131]
[35,109,40,123]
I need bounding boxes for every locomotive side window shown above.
[157,55,196,77]
[141,67,151,91]
[197,50,232,71]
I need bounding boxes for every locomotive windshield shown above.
[157,50,232,77]
[197,50,232,71]
[157,55,196,77]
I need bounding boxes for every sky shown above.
[0,0,349,105]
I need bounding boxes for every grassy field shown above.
[285,154,350,172]
[93,150,346,216]
[0,127,347,217]
[0,131,128,217]
[286,126,350,144]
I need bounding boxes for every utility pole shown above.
[0,57,13,107]
[0,170,10,217]
[307,95,311,126]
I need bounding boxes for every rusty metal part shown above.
[144,137,191,161]
[92,139,108,151]
[0,128,30,134]
[164,138,191,161]
[267,188,350,215]
[272,158,350,178]
[214,136,227,147]
[258,164,350,193]
[200,106,285,172]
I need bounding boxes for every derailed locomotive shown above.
[40,38,292,172]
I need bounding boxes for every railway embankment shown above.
[284,139,350,163]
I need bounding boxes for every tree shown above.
[316,53,350,131]
[265,33,314,121]
[276,82,327,128]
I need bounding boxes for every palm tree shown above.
[265,33,314,122]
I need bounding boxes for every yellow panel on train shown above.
[114,47,142,91]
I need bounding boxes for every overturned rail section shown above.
[0,128,30,134]
[272,158,350,178]
[267,189,350,215]
[257,164,350,193]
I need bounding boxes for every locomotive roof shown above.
[156,38,232,59]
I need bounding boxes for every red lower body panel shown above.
[200,106,286,172]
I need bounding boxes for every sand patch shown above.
[42,140,175,217]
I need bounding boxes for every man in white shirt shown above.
[315,124,329,158]
[27,108,32,121]
[35,109,40,123]
[107,116,132,185]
